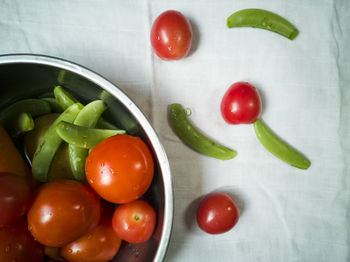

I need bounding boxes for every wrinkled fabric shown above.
[0,0,349,261]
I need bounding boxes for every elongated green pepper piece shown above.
[57,121,126,149]
[69,100,107,181]
[227,9,299,40]
[53,86,119,130]
[169,104,236,160]
[254,119,310,169]
[32,103,83,182]
[0,99,51,127]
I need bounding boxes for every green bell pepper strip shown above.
[254,119,311,169]
[0,99,51,128]
[53,86,119,130]
[169,103,236,160]
[227,9,299,40]
[32,103,83,182]
[68,100,107,181]
[56,121,126,149]
[41,97,63,113]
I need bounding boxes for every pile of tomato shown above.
[0,127,156,262]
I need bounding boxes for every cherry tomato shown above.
[112,200,156,243]
[0,172,31,227]
[0,218,44,262]
[27,180,101,247]
[86,135,154,204]
[221,82,262,124]
[197,193,239,234]
[61,203,122,262]
[150,10,193,60]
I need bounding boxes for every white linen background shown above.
[0,0,349,261]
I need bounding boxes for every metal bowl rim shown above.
[0,53,174,262]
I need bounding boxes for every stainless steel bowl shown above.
[0,54,173,262]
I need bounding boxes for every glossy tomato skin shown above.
[86,135,154,204]
[221,82,262,124]
[0,172,31,227]
[0,218,44,262]
[112,200,156,243]
[197,193,239,234]
[151,10,193,60]
[61,203,122,262]
[27,180,101,247]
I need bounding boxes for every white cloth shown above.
[1,0,349,261]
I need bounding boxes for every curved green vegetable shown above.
[227,9,299,40]
[169,104,236,160]
[41,97,63,113]
[11,112,35,137]
[96,118,119,129]
[32,103,83,182]
[54,86,81,110]
[0,99,51,127]
[69,100,107,181]
[254,119,310,169]
[53,86,120,131]
[57,121,126,149]
[15,112,34,132]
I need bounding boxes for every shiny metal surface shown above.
[0,54,173,262]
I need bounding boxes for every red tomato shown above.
[197,193,239,234]
[0,218,44,262]
[150,10,193,60]
[27,180,101,247]
[112,200,156,243]
[61,203,122,262]
[86,135,154,204]
[0,172,31,227]
[221,82,262,124]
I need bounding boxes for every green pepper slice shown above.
[227,9,299,40]
[169,103,236,160]
[254,119,311,169]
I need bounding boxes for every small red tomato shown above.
[197,193,239,234]
[27,180,101,247]
[86,135,154,204]
[112,200,156,243]
[0,218,44,262]
[151,10,193,60]
[0,172,31,227]
[221,82,262,124]
[61,203,122,262]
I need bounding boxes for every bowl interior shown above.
[0,60,170,262]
